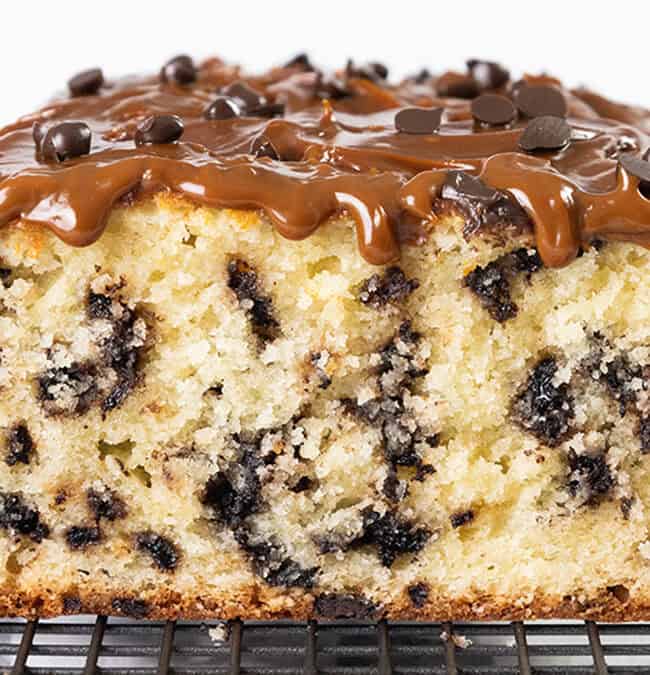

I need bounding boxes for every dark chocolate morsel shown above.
[515,84,568,119]
[135,115,184,146]
[519,116,571,152]
[283,53,314,71]
[160,54,196,85]
[68,68,104,97]
[136,531,179,571]
[407,582,430,608]
[442,170,500,204]
[467,59,510,90]
[471,94,516,125]
[251,135,280,160]
[450,509,475,528]
[395,107,443,135]
[412,68,431,84]
[5,424,34,466]
[436,72,479,99]
[346,60,388,82]
[221,81,266,112]
[203,96,241,121]
[41,122,92,162]
[32,122,46,153]
[619,153,650,183]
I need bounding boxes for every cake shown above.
[1,53,650,621]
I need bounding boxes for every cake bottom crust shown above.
[1,584,646,622]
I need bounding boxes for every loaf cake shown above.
[1,53,650,621]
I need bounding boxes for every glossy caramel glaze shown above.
[1,57,649,267]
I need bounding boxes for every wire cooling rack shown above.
[2,617,649,674]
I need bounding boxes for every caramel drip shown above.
[0,59,649,267]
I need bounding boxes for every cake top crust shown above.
[1,54,650,266]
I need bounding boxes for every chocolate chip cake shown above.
[2,53,650,621]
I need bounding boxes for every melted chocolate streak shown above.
[1,58,650,268]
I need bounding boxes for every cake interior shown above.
[1,195,649,619]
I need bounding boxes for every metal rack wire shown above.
[2,616,649,674]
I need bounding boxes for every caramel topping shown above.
[0,57,649,267]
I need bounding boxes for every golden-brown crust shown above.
[2,584,647,622]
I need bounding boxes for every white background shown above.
[2,0,648,124]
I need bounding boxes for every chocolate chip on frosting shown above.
[467,59,510,90]
[395,107,443,134]
[40,122,92,162]
[220,82,266,114]
[251,135,280,160]
[135,115,184,146]
[283,53,314,71]
[519,116,571,152]
[471,94,516,125]
[619,153,650,184]
[160,54,197,85]
[203,96,241,121]
[515,84,568,119]
[436,71,479,99]
[346,60,389,82]
[68,68,104,97]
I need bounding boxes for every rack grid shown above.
[2,616,649,673]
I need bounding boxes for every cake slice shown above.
[1,54,650,620]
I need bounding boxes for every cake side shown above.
[2,195,650,620]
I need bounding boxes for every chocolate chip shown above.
[160,54,196,85]
[5,424,34,466]
[511,356,574,447]
[515,84,567,119]
[0,492,49,542]
[135,115,184,146]
[203,96,241,121]
[412,68,431,84]
[346,60,388,82]
[436,72,479,99]
[395,107,443,135]
[443,170,500,204]
[234,527,318,588]
[251,135,280,160]
[32,122,46,153]
[87,487,127,521]
[68,68,104,97]
[314,593,380,620]
[37,362,98,416]
[519,116,571,152]
[227,259,280,341]
[358,508,430,567]
[87,292,114,320]
[283,53,314,71]
[111,597,149,618]
[463,247,542,323]
[358,266,419,308]
[467,59,510,90]
[450,509,474,528]
[471,94,516,126]
[289,476,314,493]
[619,153,650,190]
[136,531,179,571]
[567,450,615,503]
[221,81,284,118]
[63,596,82,613]
[40,122,91,162]
[66,525,101,550]
[440,170,531,234]
[640,416,650,453]
[220,81,269,115]
[407,582,429,608]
